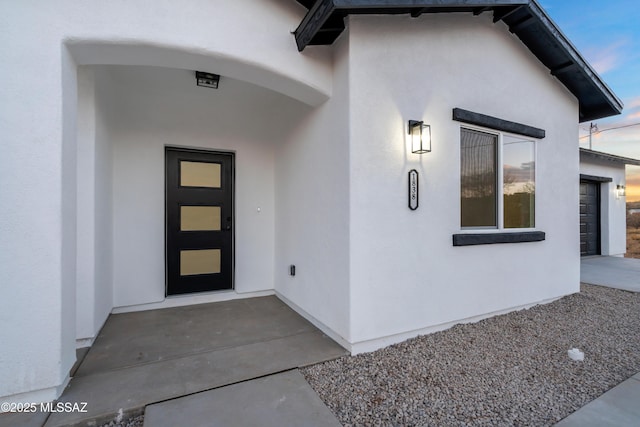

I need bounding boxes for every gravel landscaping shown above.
[99,414,144,427]
[302,284,640,426]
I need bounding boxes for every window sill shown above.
[452,231,546,246]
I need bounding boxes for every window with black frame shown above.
[461,127,535,229]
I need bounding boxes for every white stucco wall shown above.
[579,158,627,256]
[93,69,116,335]
[1,8,69,405]
[76,67,115,344]
[345,14,580,352]
[0,0,331,403]
[76,67,98,342]
[274,35,352,346]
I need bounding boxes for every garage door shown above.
[579,181,600,256]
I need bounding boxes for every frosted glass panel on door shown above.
[180,249,221,275]
[180,161,221,188]
[181,206,221,231]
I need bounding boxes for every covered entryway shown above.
[74,62,316,346]
[579,180,601,256]
[70,51,352,396]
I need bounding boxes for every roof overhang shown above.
[580,148,640,166]
[294,0,623,122]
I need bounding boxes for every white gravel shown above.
[98,414,143,427]
[302,284,640,426]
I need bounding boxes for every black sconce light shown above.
[617,184,626,198]
[408,120,431,154]
[195,71,220,89]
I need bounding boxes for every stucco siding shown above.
[0,8,68,404]
[346,14,580,350]
[275,34,352,346]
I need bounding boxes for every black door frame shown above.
[165,146,235,295]
[579,177,603,257]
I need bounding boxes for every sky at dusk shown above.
[539,0,640,201]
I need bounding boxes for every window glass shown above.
[503,136,535,228]
[461,128,498,228]
[460,128,536,230]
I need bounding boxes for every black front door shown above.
[579,181,600,256]
[166,148,233,295]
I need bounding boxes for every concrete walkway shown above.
[555,372,640,426]
[143,370,341,427]
[0,296,347,427]
[581,256,640,292]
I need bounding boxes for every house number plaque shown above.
[408,169,419,210]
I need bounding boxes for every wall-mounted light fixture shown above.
[408,120,431,154]
[616,184,626,198]
[195,71,220,89]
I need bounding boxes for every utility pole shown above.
[589,122,598,150]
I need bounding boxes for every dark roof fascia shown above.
[580,174,613,183]
[294,0,623,122]
[513,1,622,122]
[580,148,640,166]
[295,0,527,52]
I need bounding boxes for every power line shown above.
[579,122,640,139]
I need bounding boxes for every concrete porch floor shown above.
[19,296,347,427]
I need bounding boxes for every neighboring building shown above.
[579,148,640,256]
[0,0,622,405]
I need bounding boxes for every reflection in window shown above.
[461,129,498,228]
[503,136,535,228]
[460,128,536,230]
